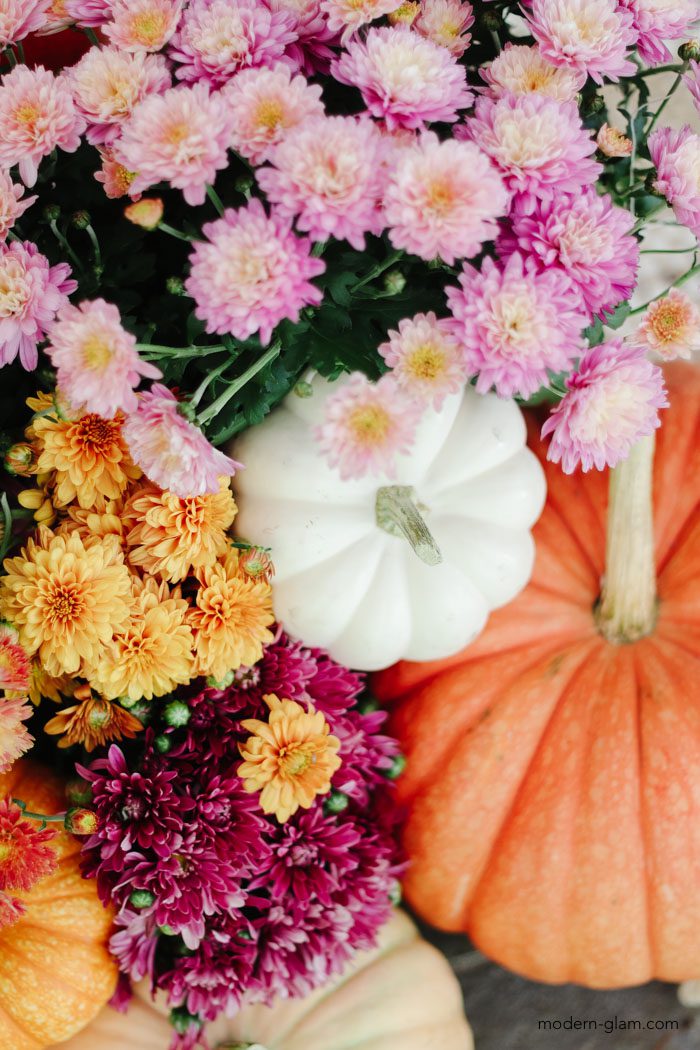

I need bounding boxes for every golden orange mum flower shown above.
[188,549,274,681]
[62,500,129,550]
[124,479,236,583]
[86,576,195,702]
[33,409,140,510]
[44,684,142,751]
[238,694,342,822]
[0,528,133,678]
[26,662,74,706]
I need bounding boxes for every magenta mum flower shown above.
[256,114,386,250]
[542,339,668,473]
[332,26,473,130]
[123,384,241,498]
[0,0,49,45]
[169,0,298,87]
[0,240,76,371]
[186,199,325,345]
[621,0,698,65]
[649,125,700,239]
[498,189,639,319]
[466,93,601,212]
[526,0,637,84]
[267,0,335,74]
[446,252,587,399]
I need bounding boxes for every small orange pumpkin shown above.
[375,361,700,989]
[59,910,472,1050]
[0,762,117,1050]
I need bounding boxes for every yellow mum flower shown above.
[62,500,129,550]
[45,684,142,752]
[239,694,342,823]
[27,662,74,706]
[124,478,237,583]
[33,410,140,510]
[188,549,274,681]
[86,576,195,702]
[0,528,133,678]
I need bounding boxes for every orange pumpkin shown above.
[58,910,472,1050]
[0,762,117,1050]
[374,361,700,989]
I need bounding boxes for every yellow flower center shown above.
[46,583,85,625]
[113,164,137,194]
[406,342,447,381]
[279,743,313,776]
[73,414,122,455]
[130,11,167,46]
[649,302,685,343]
[15,104,40,128]
[82,337,114,371]
[348,404,391,447]
[426,178,454,214]
[255,98,285,131]
[0,842,14,863]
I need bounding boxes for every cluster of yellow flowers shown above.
[0,394,275,750]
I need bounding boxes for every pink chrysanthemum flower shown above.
[0,697,33,775]
[649,125,700,240]
[332,26,473,130]
[68,46,171,147]
[268,0,335,74]
[0,624,30,693]
[378,311,466,408]
[414,0,474,57]
[35,0,73,34]
[684,61,700,117]
[542,340,668,473]
[446,253,587,399]
[186,199,325,345]
[123,385,242,497]
[225,64,324,166]
[481,42,585,101]
[314,372,422,480]
[0,799,57,890]
[257,115,386,250]
[116,84,232,207]
[596,123,633,157]
[630,288,700,361]
[498,189,639,320]
[64,0,110,26]
[526,0,637,84]
[0,170,35,243]
[621,0,698,65]
[383,132,509,264]
[0,240,76,371]
[0,65,85,187]
[104,0,183,52]
[466,93,601,211]
[0,0,50,44]
[47,299,161,418]
[94,148,141,200]
[321,0,399,42]
[169,0,298,88]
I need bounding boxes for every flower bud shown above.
[65,777,92,807]
[383,753,406,780]
[154,733,172,754]
[324,790,349,815]
[389,880,402,906]
[481,9,501,29]
[234,175,254,197]
[169,1006,201,1035]
[129,889,155,909]
[596,123,633,159]
[166,276,186,295]
[357,694,379,714]
[383,269,406,295]
[679,40,700,62]
[294,380,314,398]
[584,94,605,116]
[124,198,164,230]
[206,669,236,690]
[43,203,60,222]
[4,442,37,477]
[71,210,91,230]
[64,807,99,836]
[159,924,178,936]
[163,699,190,727]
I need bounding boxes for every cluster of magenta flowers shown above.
[77,631,403,1045]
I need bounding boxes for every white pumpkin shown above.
[232,375,546,671]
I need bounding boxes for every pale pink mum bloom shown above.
[124,384,242,498]
[169,0,298,88]
[225,64,324,166]
[257,114,386,250]
[542,340,668,474]
[383,132,509,264]
[314,372,422,480]
[35,0,73,34]
[116,84,232,207]
[47,299,162,418]
[321,0,400,42]
[596,123,633,158]
[0,240,76,371]
[446,252,587,400]
[481,43,584,101]
[104,0,183,52]
[0,65,85,187]
[526,0,637,85]
[378,312,466,408]
[185,199,325,345]
[332,26,473,130]
[621,0,698,65]
[498,189,639,319]
[68,46,171,146]
[0,0,50,45]
[466,93,601,212]
[94,149,141,200]
[414,0,474,57]
[64,0,110,27]
[630,289,700,361]
[684,61,700,117]
[0,696,33,775]
[0,170,36,243]
[649,125,700,240]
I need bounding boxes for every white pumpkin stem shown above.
[597,434,658,644]
[375,486,442,567]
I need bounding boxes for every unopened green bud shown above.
[294,380,314,398]
[166,276,186,295]
[383,754,406,780]
[324,790,349,815]
[43,203,60,222]
[163,699,190,727]
[389,881,402,906]
[71,210,91,230]
[129,889,155,910]
[206,669,235,690]
[159,924,178,937]
[154,733,172,754]
[383,269,406,295]
[679,40,700,62]
[169,1007,201,1035]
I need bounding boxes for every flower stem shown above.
[351,251,404,293]
[596,435,657,644]
[49,219,83,274]
[647,66,687,137]
[12,798,66,829]
[190,359,231,408]
[375,486,442,566]
[197,341,282,426]
[158,222,195,242]
[628,260,700,316]
[206,184,225,217]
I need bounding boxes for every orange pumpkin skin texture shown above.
[0,762,117,1050]
[374,361,700,990]
[58,911,473,1050]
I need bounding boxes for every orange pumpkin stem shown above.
[597,434,658,644]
